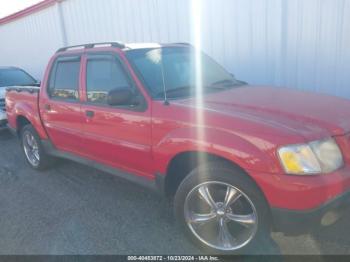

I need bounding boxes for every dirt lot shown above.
[0,129,349,255]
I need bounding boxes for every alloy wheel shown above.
[184,181,258,251]
[23,131,40,167]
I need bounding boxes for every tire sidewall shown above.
[174,162,272,255]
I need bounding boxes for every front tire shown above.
[20,124,53,170]
[174,161,274,254]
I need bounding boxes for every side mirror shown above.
[107,88,133,106]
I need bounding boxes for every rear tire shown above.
[174,161,276,254]
[20,124,53,170]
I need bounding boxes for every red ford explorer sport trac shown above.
[5,42,350,254]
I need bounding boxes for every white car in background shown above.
[0,67,40,129]
[0,87,6,127]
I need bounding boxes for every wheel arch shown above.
[16,115,31,136]
[13,102,48,139]
[164,151,266,200]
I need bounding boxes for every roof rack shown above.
[56,42,125,53]
[174,42,192,46]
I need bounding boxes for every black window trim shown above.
[47,55,82,103]
[83,52,147,112]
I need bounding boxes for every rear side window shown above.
[48,56,81,101]
[86,54,131,104]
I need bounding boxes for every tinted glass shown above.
[86,55,130,104]
[49,59,80,100]
[126,47,242,99]
[0,68,36,87]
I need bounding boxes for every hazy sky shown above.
[0,0,42,19]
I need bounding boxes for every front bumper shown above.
[249,163,350,235]
[272,190,350,235]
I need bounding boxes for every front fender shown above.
[154,127,281,175]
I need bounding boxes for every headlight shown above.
[278,138,343,175]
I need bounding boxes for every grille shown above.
[0,98,5,111]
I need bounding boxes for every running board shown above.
[41,140,165,195]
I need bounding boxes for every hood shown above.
[176,86,350,140]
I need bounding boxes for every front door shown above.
[80,53,153,178]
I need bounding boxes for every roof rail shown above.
[56,42,125,53]
[174,42,192,46]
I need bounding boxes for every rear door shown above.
[40,55,85,154]
[80,52,153,177]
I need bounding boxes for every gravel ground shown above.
[0,129,349,255]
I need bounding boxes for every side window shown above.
[86,55,131,104]
[48,57,81,101]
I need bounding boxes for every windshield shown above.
[0,68,36,87]
[126,47,245,99]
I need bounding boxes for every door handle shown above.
[85,110,95,118]
[44,104,51,111]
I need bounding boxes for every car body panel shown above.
[175,86,350,139]
[250,163,350,210]
[5,44,350,215]
[5,88,48,138]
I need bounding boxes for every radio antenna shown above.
[160,50,169,105]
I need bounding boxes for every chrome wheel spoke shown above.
[224,186,241,207]
[226,213,256,228]
[25,134,32,147]
[27,134,34,147]
[23,131,40,166]
[33,150,40,160]
[218,218,235,248]
[198,185,216,209]
[188,212,217,225]
[30,135,35,147]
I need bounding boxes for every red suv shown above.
[6,42,350,254]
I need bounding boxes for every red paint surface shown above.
[6,45,350,211]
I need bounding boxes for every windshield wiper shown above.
[156,85,193,98]
[208,79,239,88]
[18,84,35,86]
[156,80,246,99]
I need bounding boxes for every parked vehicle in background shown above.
[0,67,39,129]
[5,42,350,254]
